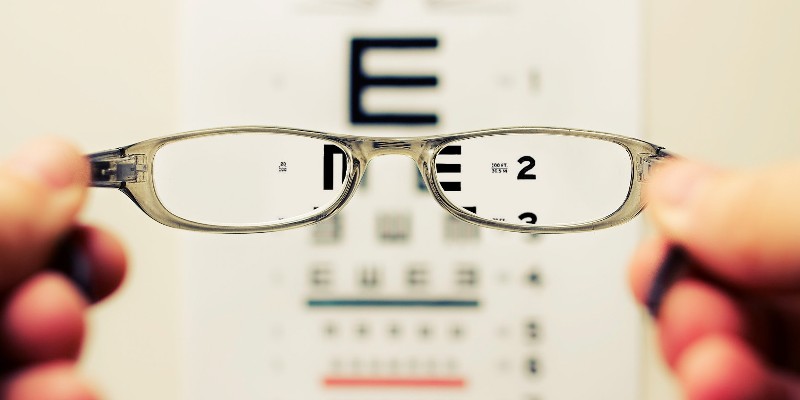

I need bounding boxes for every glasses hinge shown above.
[637,148,672,182]
[89,150,147,188]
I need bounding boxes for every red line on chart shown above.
[324,377,466,388]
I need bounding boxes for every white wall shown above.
[646,1,800,165]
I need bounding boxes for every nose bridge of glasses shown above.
[356,137,429,161]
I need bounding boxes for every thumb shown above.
[645,159,800,291]
[0,137,89,293]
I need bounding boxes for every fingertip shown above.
[644,159,720,231]
[0,272,87,363]
[1,361,98,400]
[676,334,783,400]
[2,136,89,193]
[656,279,746,368]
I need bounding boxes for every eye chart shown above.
[179,1,643,399]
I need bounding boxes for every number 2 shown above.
[517,156,536,180]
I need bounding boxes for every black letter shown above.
[323,144,347,190]
[350,37,438,125]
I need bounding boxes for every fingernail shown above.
[5,138,82,189]
[649,161,715,232]
[646,246,689,317]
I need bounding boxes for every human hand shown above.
[629,159,800,399]
[0,138,126,399]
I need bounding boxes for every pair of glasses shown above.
[88,126,670,234]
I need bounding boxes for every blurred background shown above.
[1,1,798,399]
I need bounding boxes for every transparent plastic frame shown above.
[88,126,669,234]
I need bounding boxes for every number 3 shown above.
[517,156,536,180]
[518,212,537,224]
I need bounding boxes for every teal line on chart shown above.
[307,299,479,308]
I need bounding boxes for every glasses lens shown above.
[152,132,350,226]
[433,133,632,228]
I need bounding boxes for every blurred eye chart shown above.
[179,1,643,399]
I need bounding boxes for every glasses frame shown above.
[88,126,669,234]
